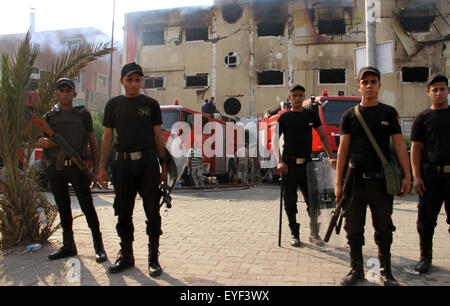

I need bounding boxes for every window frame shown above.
[318,69,347,85]
[256,70,285,87]
[317,19,346,36]
[400,67,430,84]
[144,76,165,90]
[185,27,209,42]
[256,22,285,37]
[185,74,209,89]
[66,38,83,51]
[142,30,165,46]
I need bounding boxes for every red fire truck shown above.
[304,92,361,159]
[160,103,240,184]
[258,91,361,180]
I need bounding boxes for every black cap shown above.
[121,62,144,78]
[289,84,306,92]
[358,66,381,81]
[55,78,75,89]
[426,73,448,88]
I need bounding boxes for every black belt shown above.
[49,158,77,167]
[351,168,384,180]
[423,163,450,174]
[115,149,155,161]
[283,154,309,165]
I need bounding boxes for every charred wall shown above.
[130,0,449,120]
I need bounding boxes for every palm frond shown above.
[0,31,113,248]
[36,42,114,115]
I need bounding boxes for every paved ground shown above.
[0,184,449,286]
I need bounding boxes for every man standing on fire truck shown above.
[277,84,336,247]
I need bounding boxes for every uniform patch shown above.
[138,107,151,116]
[381,121,390,126]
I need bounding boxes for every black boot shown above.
[415,235,432,274]
[379,246,399,286]
[92,231,107,263]
[289,223,301,247]
[148,236,162,277]
[309,221,325,247]
[341,245,365,286]
[108,242,134,274]
[48,231,77,260]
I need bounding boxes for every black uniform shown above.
[340,103,401,247]
[410,107,450,267]
[102,94,163,244]
[339,102,402,285]
[44,105,105,261]
[278,109,322,238]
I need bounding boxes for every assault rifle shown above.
[31,115,104,188]
[324,168,353,242]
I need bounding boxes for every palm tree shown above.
[0,31,113,248]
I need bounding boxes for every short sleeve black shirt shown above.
[340,103,402,171]
[103,95,163,152]
[278,109,322,157]
[410,107,450,165]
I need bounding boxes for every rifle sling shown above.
[354,105,389,166]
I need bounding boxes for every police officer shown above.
[410,73,450,274]
[276,84,336,248]
[98,62,168,277]
[335,67,411,286]
[38,78,106,263]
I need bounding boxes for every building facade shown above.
[0,27,122,114]
[124,0,449,133]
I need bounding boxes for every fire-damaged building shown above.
[0,27,122,114]
[124,0,449,134]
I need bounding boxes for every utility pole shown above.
[30,8,35,35]
[365,0,377,67]
[108,0,116,100]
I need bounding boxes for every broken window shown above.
[224,52,241,69]
[318,20,346,35]
[186,27,209,41]
[222,3,242,23]
[144,77,164,89]
[401,67,429,83]
[257,22,284,37]
[319,69,346,84]
[143,30,164,46]
[257,70,284,86]
[399,16,435,32]
[185,74,208,88]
